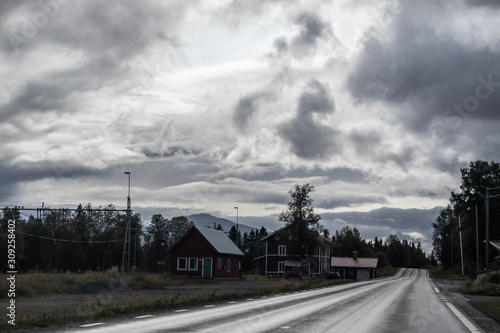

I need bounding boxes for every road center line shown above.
[135,315,154,319]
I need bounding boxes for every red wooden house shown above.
[254,225,334,278]
[169,226,244,279]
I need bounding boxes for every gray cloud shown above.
[233,90,274,129]
[466,0,500,7]
[291,12,331,59]
[1,1,186,123]
[346,3,500,134]
[279,78,338,160]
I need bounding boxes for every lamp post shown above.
[234,206,239,247]
[122,172,131,273]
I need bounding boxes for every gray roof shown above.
[196,226,244,256]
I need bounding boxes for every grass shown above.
[0,271,355,331]
[376,265,399,278]
[0,270,202,300]
[472,301,500,323]
[428,265,471,280]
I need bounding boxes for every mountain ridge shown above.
[187,213,258,235]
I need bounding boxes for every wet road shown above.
[70,269,481,333]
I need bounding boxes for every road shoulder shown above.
[432,279,500,333]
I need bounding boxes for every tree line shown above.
[432,160,500,273]
[0,205,270,273]
[1,182,436,273]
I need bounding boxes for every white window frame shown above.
[177,257,187,270]
[188,257,198,271]
[278,261,285,273]
[278,245,286,256]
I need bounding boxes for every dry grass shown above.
[0,271,355,331]
[0,270,196,299]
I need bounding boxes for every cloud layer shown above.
[1,0,499,252]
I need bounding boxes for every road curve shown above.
[67,268,481,333]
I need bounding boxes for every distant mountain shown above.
[187,213,257,235]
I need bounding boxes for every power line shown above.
[20,232,122,244]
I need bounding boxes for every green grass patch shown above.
[472,301,500,322]
[428,265,469,280]
[376,265,399,278]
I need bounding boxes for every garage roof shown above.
[331,257,378,268]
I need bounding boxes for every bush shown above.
[460,270,500,296]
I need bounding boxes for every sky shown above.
[1,0,499,254]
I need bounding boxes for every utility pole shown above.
[485,185,500,272]
[476,205,479,277]
[459,215,464,275]
[486,187,490,272]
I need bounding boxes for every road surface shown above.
[67,268,481,333]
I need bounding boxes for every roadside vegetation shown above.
[0,270,207,299]
[430,267,500,323]
[460,270,500,296]
[0,271,355,331]
[459,270,500,323]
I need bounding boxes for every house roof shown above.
[331,257,378,268]
[195,226,244,256]
[261,224,334,245]
[261,225,289,241]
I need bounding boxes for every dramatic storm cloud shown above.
[279,78,339,159]
[1,0,499,252]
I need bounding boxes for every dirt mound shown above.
[70,278,134,294]
[105,278,134,292]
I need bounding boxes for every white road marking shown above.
[175,309,188,313]
[205,305,215,308]
[443,300,481,333]
[227,301,237,304]
[80,323,105,328]
[434,287,440,293]
[135,315,154,319]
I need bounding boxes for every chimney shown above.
[353,251,358,260]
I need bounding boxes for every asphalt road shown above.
[66,268,481,333]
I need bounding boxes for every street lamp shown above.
[122,172,131,273]
[234,206,239,233]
